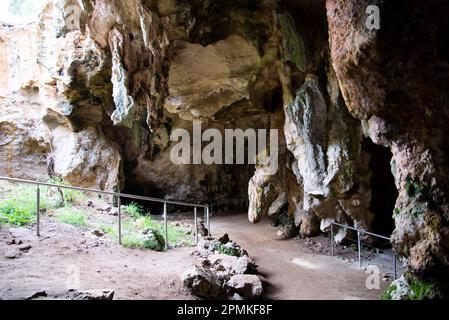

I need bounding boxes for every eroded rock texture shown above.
[327,0,449,296]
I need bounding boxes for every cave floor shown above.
[0,209,394,300]
[211,212,393,300]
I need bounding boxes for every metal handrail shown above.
[0,176,211,249]
[330,222,398,280]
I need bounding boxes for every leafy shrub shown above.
[0,183,53,226]
[216,243,241,257]
[381,284,397,300]
[0,199,35,226]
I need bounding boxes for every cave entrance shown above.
[363,139,398,238]
[120,163,254,217]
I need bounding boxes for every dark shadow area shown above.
[363,139,398,238]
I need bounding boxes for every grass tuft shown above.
[56,207,87,227]
[122,202,145,218]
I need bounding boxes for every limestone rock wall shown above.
[327,0,449,296]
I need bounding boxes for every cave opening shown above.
[362,138,398,238]
[120,162,254,217]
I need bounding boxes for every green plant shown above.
[216,243,240,257]
[100,225,115,236]
[393,208,400,218]
[0,183,54,226]
[0,199,35,226]
[381,284,397,300]
[405,176,423,198]
[407,275,441,300]
[56,207,87,227]
[120,216,193,249]
[121,229,165,251]
[122,202,145,218]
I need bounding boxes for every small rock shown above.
[27,291,48,300]
[5,250,21,259]
[196,239,218,257]
[218,233,230,244]
[109,208,118,216]
[17,240,23,245]
[18,244,32,251]
[226,274,263,300]
[6,239,15,245]
[63,289,115,300]
[230,293,245,300]
[86,200,94,208]
[99,205,112,213]
[92,229,104,237]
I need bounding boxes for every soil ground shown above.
[0,182,399,300]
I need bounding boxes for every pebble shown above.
[5,250,21,259]
[18,244,32,251]
[86,200,94,208]
[92,229,104,237]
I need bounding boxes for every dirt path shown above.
[0,219,196,300]
[211,212,391,300]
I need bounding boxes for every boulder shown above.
[207,254,255,281]
[181,265,222,299]
[225,275,263,300]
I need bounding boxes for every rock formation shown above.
[1,0,449,298]
[327,0,449,298]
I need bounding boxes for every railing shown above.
[0,176,210,250]
[330,222,398,280]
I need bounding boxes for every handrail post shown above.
[207,206,210,236]
[357,231,362,268]
[36,184,40,237]
[194,207,198,244]
[118,196,122,245]
[164,202,168,250]
[393,253,397,280]
[330,223,334,256]
[203,207,208,236]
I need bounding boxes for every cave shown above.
[363,139,398,238]
[0,0,449,302]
